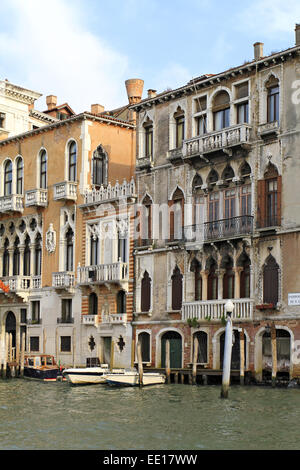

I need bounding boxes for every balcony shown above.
[0,194,23,213]
[25,189,48,207]
[82,178,136,207]
[185,215,253,244]
[52,272,75,289]
[257,121,279,139]
[182,298,254,322]
[77,262,128,286]
[82,315,98,326]
[136,156,153,171]
[167,147,183,164]
[183,124,251,161]
[102,313,127,326]
[53,181,77,201]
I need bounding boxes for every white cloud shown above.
[0,0,131,113]
[153,63,192,93]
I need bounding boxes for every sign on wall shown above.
[288,293,300,306]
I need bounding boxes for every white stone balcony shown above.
[0,275,32,301]
[53,181,77,201]
[182,298,254,322]
[0,194,24,213]
[183,124,251,158]
[81,315,98,326]
[77,262,129,286]
[25,189,48,207]
[102,313,127,325]
[257,121,279,138]
[31,275,41,289]
[52,271,75,289]
[82,178,136,206]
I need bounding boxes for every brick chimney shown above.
[295,24,300,45]
[147,89,157,99]
[125,78,144,105]
[46,95,57,110]
[253,42,264,61]
[91,104,105,114]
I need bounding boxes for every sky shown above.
[0,0,299,113]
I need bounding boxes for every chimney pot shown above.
[253,42,264,61]
[295,24,300,45]
[91,104,105,114]
[125,78,144,105]
[46,95,57,110]
[147,89,157,99]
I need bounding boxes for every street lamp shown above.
[221,299,235,399]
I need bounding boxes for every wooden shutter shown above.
[257,179,266,228]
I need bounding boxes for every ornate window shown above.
[13,237,20,276]
[141,271,151,312]
[16,157,24,194]
[263,254,279,305]
[141,195,152,243]
[23,236,31,276]
[4,160,12,196]
[191,258,202,301]
[65,228,74,271]
[171,266,183,311]
[92,145,108,187]
[3,238,9,276]
[34,234,42,276]
[68,141,77,182]
[40,150,47,189]
[257,163,281,228]
[169,188,184,241]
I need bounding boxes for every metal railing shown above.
[185,215,253,242]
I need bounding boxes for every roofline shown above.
[0,112,135,147]
[130,44,300,111]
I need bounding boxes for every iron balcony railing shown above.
[185,215,253,242]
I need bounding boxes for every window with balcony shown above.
[16,157,24,194]
[263,254,279,305]
[192,174,204,226]
[194,95,207,136]
[13,237,20,276]
[34,234,42,276]
[266,76,279,123]
[4,160,12,196]
[65,228,74,271]
[213,91,230,131]
[88,293,98,315]
[23,236,31,276]
[169,188,184,241]
[141,271,151,312]
[191,258,202,301]
[2,238,9,276]
[235,81,249,124]
[40,150,47,189]
[174,109,185,148]
[92,145,108,187]
[171,266,183,311]
[68,141,77,182]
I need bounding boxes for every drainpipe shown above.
[221,300,234,398]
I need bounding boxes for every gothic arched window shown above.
[92,145,108,186]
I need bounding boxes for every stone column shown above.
[200,270,209,301]
[217,269,225,300]
[233,266,243,299]
[8,248,14,277]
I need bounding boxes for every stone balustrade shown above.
[182,298,254,322]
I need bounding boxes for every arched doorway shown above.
[262,328,290,378]
[220,330,246,370]
[161,331,182,368]
[5,311,16,348]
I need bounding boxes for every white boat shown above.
[105,370,166,386]
[62,364,124,385]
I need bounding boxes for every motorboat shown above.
[105,370,166,386]
[24,354,60,382]
[62,364,124,385]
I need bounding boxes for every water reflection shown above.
[0,380,300,450]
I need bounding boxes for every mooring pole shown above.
[221,300,234,399]
[240,329,245,385]
[165,339,171,384]
[271,324,277,388]
[192,336,199,385]
[20,332,25,377]
[137,340,143,387]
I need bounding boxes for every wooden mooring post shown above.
[192,337,199,385]
[137,340,143,387]
[20,332,25,377]
[271,324,277,387]
[165,340,171,384]
[240,329,245,385]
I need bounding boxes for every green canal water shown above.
[0,379,299,450]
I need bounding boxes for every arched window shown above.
[65,228,74,271]
[222,257,235,299]
[116,290,126,314]
[239,255,251,298]
[92,145,108,186]
[138,332,150,363]
[68,141,77,182]
[266,75,279,123]
[34,234,42,276]
[13,237,20,276]
[192,174,204,226]
[141,195,152,243]
[193,331,208,363]
[169,188,184,241]
[263,254,279,305]
[191,258,202,301]
[257,163,281,228]
[141,271,151,312]
[23,236,31,276]
[4,160,12,196]
[16,157,23,194]
[89,293,98,315]
[213,91,230,130]
[207,258,218,300]
[143,118,153,159]
[40,150,47,189]
[171,266,183,311]
[3,238,9,276]
[174,108,185,148]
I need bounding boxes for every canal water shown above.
[0,379,299,450]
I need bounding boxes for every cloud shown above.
[0,0,131,113]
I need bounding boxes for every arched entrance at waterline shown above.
[5,311,16,348]
[161,331,182,369]
[220,329,247,370]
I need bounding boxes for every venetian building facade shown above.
[131,25,300,381]
[0,81,139,368]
